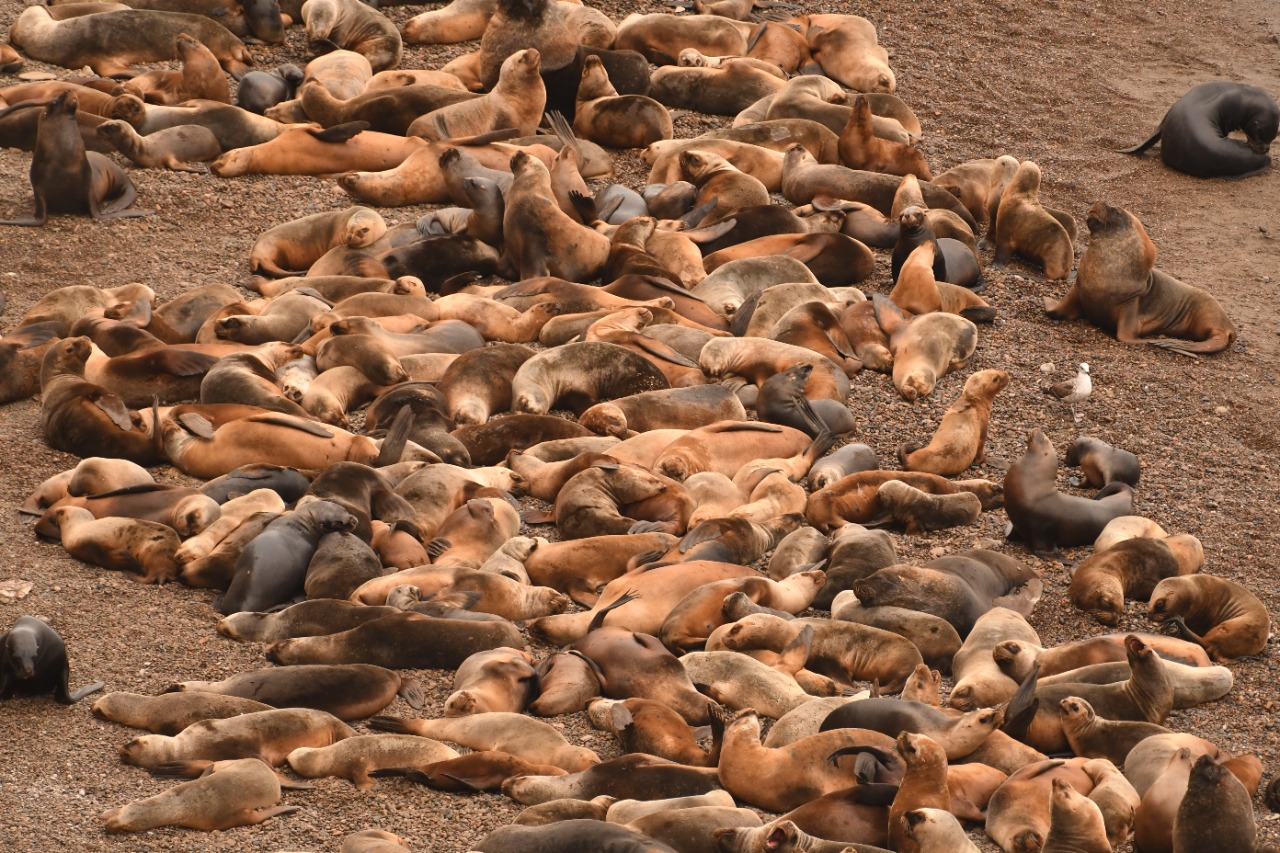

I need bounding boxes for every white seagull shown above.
[1045,362,1091,422]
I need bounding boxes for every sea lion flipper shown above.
[251,415,333,438]
[520,510,553,524]
[609,702,635,733]
[680,197,719,228]
[425,537,451,558]
[586,589,640,632]
[399,678,426,709]
[1159,615,1207,646]
[1117,128,1161,155]
[775,624,814,675]
[309,121,370,144]
[568,190,598,223]
[1001,661,1040,740]
[374,404,413,466]
[66,680,106,703]
[93,394,135,431]
[679,520,730,552]
[177,412,217,438]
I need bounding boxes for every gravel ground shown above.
[1,0,1278,850]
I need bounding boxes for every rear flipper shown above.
[1117,128,1162,155]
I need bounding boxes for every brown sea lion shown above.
[119,707,356,769]
[872,295,977,402]
[511,341,670,415]
[839,94,930,178]
[100,758,297,833]
[1065,436,1141,488]
[8,5,253,78]
[169,664,423,721]
[1058,696,1171,766]
[803,13,894,92]
[990,160,1074,279]
[412,49,545,141]
[1044,201,1235,355]
[948,608,1040,712]
[121,33,229,104]
[1068,538,1193,626]
[1003,428,1135,555]
[97,120,221,171]
[805,470,1001,533]
[1148,575,1270,661]
[503,150,611,281]
[91,691,273,735]
[615,13,749,66]
[579,385,745,438]
[574,54,672,149]
[301,0,401,73]
[876,481,983,535]
[370,712,598,772]
[1,92,147,226]
[899,369,1008,476]
[889,242,991,322]
[286,734,458,789]
[250,206,387,278]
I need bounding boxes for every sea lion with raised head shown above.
[898,369,1008,476]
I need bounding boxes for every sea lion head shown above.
[3,622,39,679]
[47,90,77,118]
[42,336,93,383]
[297,500,358,534]
[507,48,541,78]
[173,494,221,537]
[1124,634,1151,664]
[1082,582,1124,627]
[96,120,130,146]
[108,94,145,125]
[782,143,816,173]
[1025,428,1055,459]
[579,403,628,437]
[898,205,927,233]
[1058,696,1094,726]
[1147,580,1184,622]
[1084,200,1129,235]
[1011,828,1043,853]
[678,48,709,67]
[174,33,201,60]
[343,208,387,249]
[392,276,426,296]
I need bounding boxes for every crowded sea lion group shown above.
[0,0,1276,850]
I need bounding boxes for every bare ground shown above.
[0,0,1278,850]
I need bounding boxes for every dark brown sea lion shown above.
[1,92,147,226]
[1003,428,1135,555]
[1065,436,1141,488]
[1068,538,1191,626]
[169,664,422,720]
[1044,201,1235,356]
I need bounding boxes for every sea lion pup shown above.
[713,817,892,853]
[648,60,785,116]
[805,470,1001,532]
[875,481,982,535]
[444,647,536,716]
[250,207,387,278]
[838,94,930,178]
[574,54,672,148]
[900,808,978,853]
[1068,538,1192,626]
[988,160,1074,279]
[402,0,493,44]
[511,341,669,415]
[1003,428,1135,555]
[502,151,610,281]
[1041,777,1111,853]
[1,616,103,705]
[217,600,401,643]
[898,369,1008,476]
[588,697,725,767]
[169,663,424,720]
[97,119,221,171]
[1121,80,1279,177]
[581,308,708,389]
[1092,519,1203,574]
[807,444,877,492]
[19,282,154,335]
[340,830,413,852]
[92,692,273,735]
[301,0,401,72]
[872,295,978,402]
[1044,202,1236,356]
[8,6,253,78]
[680,150,771,227]
[286,734,459,789]
[883,732,953,849]
[515,794,615,825]
[411,49,544,141]
[119,707,356,769]
[42,505,179,584]
[718,710,900,813]
[236,64,304,115]
[1058,696,1171,766]
[627,805,762,853]
[1005,636,1174,754]
[1,92,147,226]
[21,457,154,516]
[829,592,962,674]
[370,712,598,772]
[1148,575,1269,661]
[100,758,297,833]
[579,386,746,438]
[121,33,229,105]
[615,13,748,65]
[802,13,895,92]
[659,570,823,651]
[948,608,1040,712]
[889,243,992,323]
[1065,436,1140,488]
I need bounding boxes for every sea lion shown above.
[579,385,746,438]
[514,795,615,825]
[91,691,272,735]
[1043,777,1111,853]
[898,369,1008,476]
[1058,696,1171,766]
[236,64,304,114]
[900,808,979,853]
[1173,754,1261,852]
[889,243,991,322]
[1003,428,1136,555]
[476,819,682,852]
[1,92,147,226]
[38,484,219,538]
[949,608,1040,712]
[680,149,771,226]
[250,207,387,278]
[43,506,180,584]
[830,591,963,674]
[1,616,103,704]
[805,470,1001,533]
[872,295,978,402]
[301,0,401,73]
[171,663,422,720]
[1065,436,1141,488]
[884,732,952,850]
[615,13,749,66]
[216,599,401,643]
[121,33,229,105]
[649,61,785,116]
[875,480,983,535]
[1044,201,1236,356]
[100,758,298,833]
[8,5,253,78]
[21,457,154,515]
[412,49,545,140]
[821,698,1002,762]
[97,119,221,171]
[653,421,815,481]
[402,0,494,44]
[588,697,724,767]
[839,94,930,178]
[119,707,356,769]
[444,647,536,716]
[574,54,672,149]
[1120,81,1279,177]
[1068,538,1192,626]
[1148,575,1270,661]
[511,342,670,415]
[370,712,597,772]
[287,734,459,789]
[990,160,1074,279]
[804,13,895,92]
[265,611,524,670]
[502,151,611,281]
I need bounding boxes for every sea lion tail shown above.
[1117,129,1161,155]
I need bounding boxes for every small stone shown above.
[1040,362,1055,373]
[1214,405,1229,415]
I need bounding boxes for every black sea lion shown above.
[1,616,104,704]
[1121,81,1279,177]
